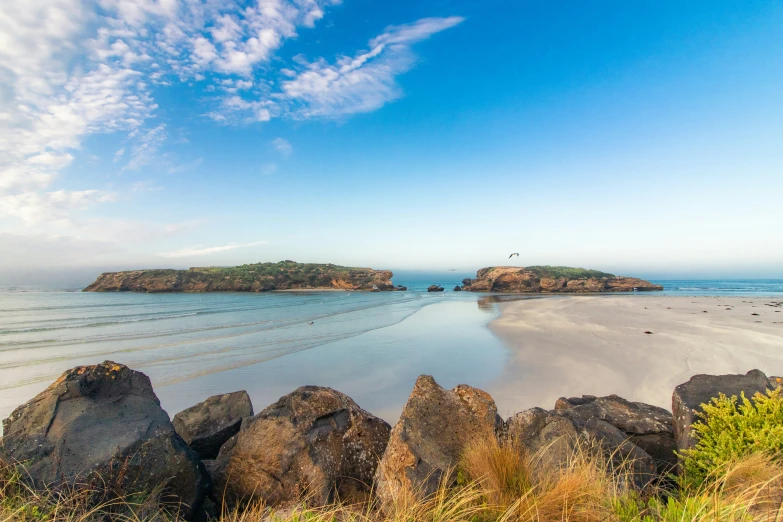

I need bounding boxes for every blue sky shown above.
[1,0,782,281]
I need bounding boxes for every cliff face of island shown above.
[461,265,663,292]
[83,261,401,293]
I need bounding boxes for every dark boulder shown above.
[375,375,500,504]
[215,386,390,507]
[557,394,671,482]
[0,361,210,520]
[453,286,462,292]
[427,285,444,292]
[173,391,253,459]
[506,407,577,474]
[672,370,773,452]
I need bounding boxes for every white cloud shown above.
[0,189,116,224]
[122,124,167,171]
[273,16,464,118]
[160,241,267,258]
[271,137,292,156]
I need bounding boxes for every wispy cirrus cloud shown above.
[271,137,293,156]
[160,241,267,258]
[273,16,464,119]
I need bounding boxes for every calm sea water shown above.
[1,277,781,429]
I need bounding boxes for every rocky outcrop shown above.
[173,391,253,460]
[84,261,401,293]
[461,266,663,293]
[555,395,675,478]
[453,286,462,292]
[672,370,773,452]
[427,285,445,292]
[215,386,390,506]
[0,361,210,520]
[375,375,500,504]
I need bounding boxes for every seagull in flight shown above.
[508,253,520,258]
[307,322,314,326]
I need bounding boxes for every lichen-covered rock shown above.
[506,407,577,473]
[557,395,670,483]
[375,375,500,504]
[215,386,390,507]
[0,361,210,520]
[173,391,253,459]
[672,370,773,452]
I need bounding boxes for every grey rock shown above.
[215,386,390,507]
[173,391,253,459]
[0,361,210,520]
[557,394,674,480]
[375,375,499,504]
[506,407,578,473]
[672,370,772,452]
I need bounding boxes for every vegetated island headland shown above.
[460,265,663,292]
[83,261,662,293]
[83,260,404,293]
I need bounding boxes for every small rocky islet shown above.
[82,261,663,293]
[1,361,777,520]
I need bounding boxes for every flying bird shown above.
[508,253,519,258]
[307,322,314,326]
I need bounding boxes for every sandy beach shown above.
[487,295,783,416]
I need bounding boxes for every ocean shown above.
[1,277,781,428]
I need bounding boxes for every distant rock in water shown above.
[427,285,445,292]
[83,261,401,293]
[461,266,663,293]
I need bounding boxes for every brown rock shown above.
[461,266,662,293]
[375,375,500,504]
[672,370,773,452]
[216,386,390,507]
[173,391,253,459]
[0,361,210,520]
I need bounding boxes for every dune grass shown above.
[3,438,782,522]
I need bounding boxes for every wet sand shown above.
[486,295,783,416]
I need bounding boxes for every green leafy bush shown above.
[681,388,783,487]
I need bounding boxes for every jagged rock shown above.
[427,285,444,292]
[506,407,577,473]
[173,391,253,459]
[672,370,773,452]
[375,375,500,504]
[0,361,210,520]
[461,266,663,293]
[215,386,390,507]
[557,395,671,481]
[453,286,462,292]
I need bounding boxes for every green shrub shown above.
[680,388,783,487]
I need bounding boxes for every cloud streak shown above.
[159,241,267,258]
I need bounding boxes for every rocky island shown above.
[83,261,404,293]
[461,265,663,292]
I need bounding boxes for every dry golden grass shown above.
[2,448,783,522]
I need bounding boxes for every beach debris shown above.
[644,331,653,334]
[751,313,760,316]
[173,391,253,460]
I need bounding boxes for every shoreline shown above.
[484,295,783,415]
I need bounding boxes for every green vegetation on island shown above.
[82,261,400,293]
